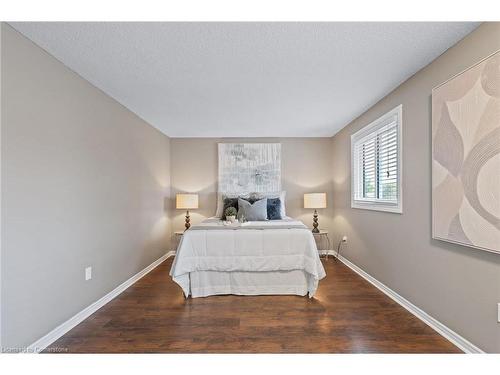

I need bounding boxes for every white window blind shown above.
[351,105,402,213]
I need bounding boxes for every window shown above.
[351,105,402,213]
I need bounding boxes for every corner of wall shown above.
[166,135,174,250]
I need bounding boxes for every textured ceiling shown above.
[11,22,479,137]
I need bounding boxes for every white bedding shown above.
[169,218,326,298]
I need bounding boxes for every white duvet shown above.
[169,218,326,297]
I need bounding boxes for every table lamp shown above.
[304,193,327,233]
[176,193,199,230]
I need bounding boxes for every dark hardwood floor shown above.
[45,256,461,353]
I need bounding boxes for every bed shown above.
[169,217,326,298]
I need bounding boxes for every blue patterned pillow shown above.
[267,198,282,220]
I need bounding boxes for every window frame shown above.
[350,105,403,214]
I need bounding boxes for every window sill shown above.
[351,200,402,214]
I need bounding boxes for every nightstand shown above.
[313,230,331,259]
[173,231,184,250]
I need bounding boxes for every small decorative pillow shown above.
[240,196,259,205]
[247,192,261,203]
[237,198,268,221]
[267,198,282,220]
[221,197,239,220]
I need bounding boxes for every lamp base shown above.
[312,209,319,233]
[184,210,191,230]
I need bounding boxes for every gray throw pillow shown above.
[237,197,268,221]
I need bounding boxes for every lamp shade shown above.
[176,194,199,209]
[304,193,327,209]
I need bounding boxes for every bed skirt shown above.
[188,269,309,298]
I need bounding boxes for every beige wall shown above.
[1,24,172,348]
[330,22,500,352]
[170,138,334,237]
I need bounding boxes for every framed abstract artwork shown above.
[218,143,281,194]
[432,51,500,254]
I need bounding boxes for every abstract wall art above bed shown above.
[218,143,281,194]
[432,51,500,254]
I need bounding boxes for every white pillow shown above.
[215,191,287,218]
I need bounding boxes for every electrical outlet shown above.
[342,236,348,242]
[85,266,92,281]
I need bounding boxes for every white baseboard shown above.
[27,251,176,353]
[336,254,484,354]
[318,250,335,256]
